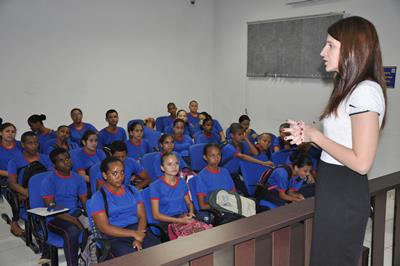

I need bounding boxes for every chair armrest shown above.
[147,223,169,242]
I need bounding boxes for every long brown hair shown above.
[320,16,387,128]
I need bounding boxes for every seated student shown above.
[255,133,273,161]
[226,115,257,144]
[162,102,177,133]
[165,109,195,137]
[271,123,294,152]
[261,152,313,207]
[7,131,52,236]
[68,108,98,145]
[285,144,318,186]
[41,148,87,266]
[126,122,151,162]
[195,112,226,143]
[70,130,106,184]
[171,119,193,157]
[98,109,127,148]
[90,157,160,258]
[44,125,79,154]
[187,100,200,130]
[196,143,236,210]
[150,152,195,230]
[0,122,23,235]
[194,117,221,145]
[152,134,189,179]
[90,141,151,191]
[27,114,56,153]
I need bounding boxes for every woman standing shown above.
[286,16,386,265]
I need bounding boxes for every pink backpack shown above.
[168,219,213,240]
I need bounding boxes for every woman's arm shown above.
[77,169,90,183]
[286,112,379,175]
[197,194,210,210]
[184,194,195,216]
[243,137,259,156]
[135,171,151,189]
[92,212,145,241]
[236,153,274,167]
[0,170,8,176]
[136,203,147,233]
[8,174,28,198]
[151,199,192,224]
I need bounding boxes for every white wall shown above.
[213,0,400,178]
[0,0,216,133]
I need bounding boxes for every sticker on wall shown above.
[384,66,396,89]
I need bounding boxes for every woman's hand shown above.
[262,161,274,167]
[133,230,146,242]
[133,239,143,251]
[179,215,193,224]
[284,120,319,145]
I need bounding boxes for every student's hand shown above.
[262,161,274,167]
[133,240,143,251]
[298,194,305,200]
[133,230,146,242]
[187,212,195,218]
[284,120,319,145]
[179,215,193,224]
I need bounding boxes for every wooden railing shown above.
[99,171,400,266]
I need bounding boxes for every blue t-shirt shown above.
[194,131,221,145]
[192,119,223,136]
[187,113,199,130]
[220,141,251,174]
[68,123,98,145]
[152,152,188,179]
[37,130,57,153]
[126,139,151,162]
[90,158,145,190]
[40,171,87,211]
[70,148,106,173]
[0,141,23,172]
[162,116,175,133]
[227,128,257,143]
[44,139,79,155]
[7,153,52,184]
[91,185,143,228]
[267,167,305,192]
[164,124,192,137]
[150,176,188,217]
[173,135,193,157]
[98,127,127,148]
[196,167,235,202]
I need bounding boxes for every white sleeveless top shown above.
[320,80,385,165]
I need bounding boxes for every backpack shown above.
[19,161,47,188]
[167,218,213,240]
[208,189,256,218]
[254,165,292,201]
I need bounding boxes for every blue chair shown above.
[141,188,169,242]
[143,128,162,152]
[141,152,160,182]
[239,160,270,197]
[239,161,277,210]
[189,143,207,172]
[155,116,168,133]
[28,171,83,265]
[271,149,293,166]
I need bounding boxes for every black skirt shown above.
[310,161,370,266]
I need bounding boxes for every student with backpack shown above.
[98,109,127,148]
[68,108,98,146]
[90,141,151,191]
[255,152,313,206]
[90,157,160,259]
[40,148,87,266]
[150,152,195,231]
[7,131,52,236]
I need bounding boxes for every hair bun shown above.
[39,114,47,121]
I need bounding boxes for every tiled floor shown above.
[0,192,395,266]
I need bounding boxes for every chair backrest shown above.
[225,128,231,141]
[239,161,270,197]
[141,152,160,181]
[187,177,201,212]
[155,116,168,133]
[127,119,145,130]
[271,149,293,166]
[28,171,51,208]
[189,143,207,172]
[89,163,102,195]
[85,198,96,231]
[143,129,162,152]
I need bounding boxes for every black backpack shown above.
[254,165,292,201]
[19,161,47,188]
